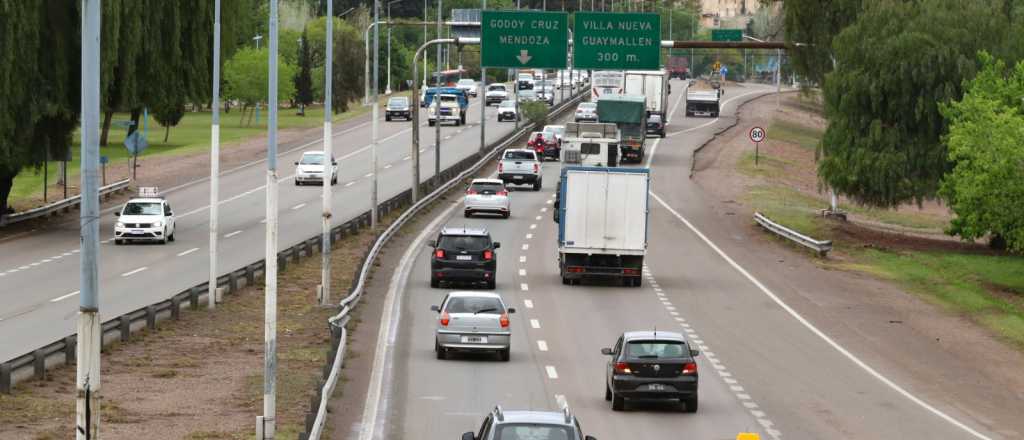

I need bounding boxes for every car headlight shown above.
[116,222,125,228]
[153,221,163,228]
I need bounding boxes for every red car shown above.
[527,131,560,161]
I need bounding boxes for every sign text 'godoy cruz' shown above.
[481,10,568,69]
[573,12,660,70]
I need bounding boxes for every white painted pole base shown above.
[209,124,220,310]
[321,122,333,306]
[75,311,102,440]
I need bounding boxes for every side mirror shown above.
[430,305,440,312]
[427,240,436,248]
[493,242,501,249]
[167,211,174,216]
[332,160,337,165]
[507,307,516,314]
[585,436,598,440]
[690,349,701,357]
[294,161,299,165]
[114,212,120,217]
[461,433,476,440]
[600,348,613,356]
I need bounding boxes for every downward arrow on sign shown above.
[516,50,532,65]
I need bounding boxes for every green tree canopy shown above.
[939,53,1024,251]
[782,0,862,86]
[224,47,298,110]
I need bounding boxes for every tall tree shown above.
[782,0,862,86]
[295,30,315,115]
[818,0,1014,207]
[224,47,299,125]
[153,100,186,142]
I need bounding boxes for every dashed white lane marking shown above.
[519,256,527,263]
[534,215,542,220]
[121,267,147,277]
[19,266,29,270]
[291,203,306,210]
[520,283,529,291]
[41,259,51,263]
[364,173,373,178]
[403,155,411,161]
[546,200,553,204]
[384,164,392,169]
[261,218,267,223]
[224,230,243,238]
[540,207,548,212]
[523,299,534,309]
[519,269,527,276]
[72,250,79,253]
[537,340,549,351]
[554,394,567,408]
[51,290,80,302]
[545,366,559,379]
[177,247,200,257]
[30,262,40,267]
[345,181,356,187]
[525,233,533,239]
[529,224,537,229]
[649,192,989,440]
[521,244,529,250]
[530,319,540,329]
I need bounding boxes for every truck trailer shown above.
[625,69,670,120]
[596,94,647,163]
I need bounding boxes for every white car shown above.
[464,178,510,218]
[294,151,338,186]
[543,124,566,145]
[497,100,519,122]
[485,83,509,105]
[456,79,479,97]
[114,187,176,245]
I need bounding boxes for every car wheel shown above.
[605,384,612,401]
[561,277,570,285]
[430,277,440,288]
[503,211,510,219]
[385,115,391,121]
[428,121,435,127]
[464,210,472,218]
[612,393,625,411]
[160,230,169,245]
[498,348,510,362]
[332,177,338,185]
[168,231,175,242]
[486,279,496,290]
[684,396,698,413]
[295,180,301,186]
[533,180,542,191]
[435,340,447,360]
[114,239,123,246]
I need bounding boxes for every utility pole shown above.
[435,0,442,179]
[209,0,221,311]
[320,0,334,306]
[76,0,102,438]
[257,0,279,438]
[423,0,428,87]
[372,0,381,227]
[480,0,487,153]
[386,0,399,94]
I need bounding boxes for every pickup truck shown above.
[498,149,542,191]
[429,93,466,126]
[485,83,510,106]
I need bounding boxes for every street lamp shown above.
[385,0,401,94]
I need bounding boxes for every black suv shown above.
[602,331,700,412]
[646,114,666,138]
[428,227,500,289]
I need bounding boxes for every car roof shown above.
[500,410,573,425]
[504,148,535,154]
[447,291,502,299]
[471,178,504,185]
[439,226,490,236]
[125,198,164,204]
[301,150,325,155]
[623,330,687,342]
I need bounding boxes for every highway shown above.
[0,88,580,363]
[365,80,1010,439]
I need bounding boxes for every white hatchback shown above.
[464,178,510,218]
[294,151,338,186]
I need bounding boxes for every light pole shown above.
[372,0,381,227]
[209,0,222,311]
[480,0,487,153]
[320,0,335,306]
[385,0,400,94]
[435,0,442,179]
[423,0,428,87]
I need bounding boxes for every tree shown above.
[521,102,549,126]
[782,0,862,86]
[153,100,186,142]
[224,47,298,125]
[295,30,315,115]
[818,0,1015,208]
[939,53,1024,252]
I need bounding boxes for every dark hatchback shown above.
[385,96,411,121]
[428,227,500,289]
[603,331,700,412]
[646,114,666,138]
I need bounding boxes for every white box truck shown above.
[554,166,649,287]
[625,69,669,119]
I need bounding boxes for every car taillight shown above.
[483,250,493,261]
[500,313,510,328]
[440,311,450,326]
[498,163,504,173]
[497,190,508,196]
[622,268,640,275]
[682,362,698,375]
[466,189,478,195]
[434,249,445,259]
[533,163,539,173]
[614,362,632,374]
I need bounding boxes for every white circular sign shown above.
[749,126,766,143]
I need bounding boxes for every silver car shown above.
[574,102,598,122]
[432,291,516,361]
[464,178,511,218]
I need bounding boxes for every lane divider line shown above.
[292,203,306,210]
[177,247,200,257]
[521,244,529,251]
[224,230,243,238]
[51,290,80,303]
[520,283,529,291]
[523,299,534,308]
[121,267,147,277]
[519,269,527,276]
[537,340,548,351]
[545,366,559,379]
[530,319,540,329]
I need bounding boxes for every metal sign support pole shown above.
[209,0,221,310]
[321,0,334,305]
[260,0,279,437]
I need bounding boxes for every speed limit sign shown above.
[749,126,766,143]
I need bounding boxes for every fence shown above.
[754,211,832,257]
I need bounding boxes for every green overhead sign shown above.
[573,12,661,70]
[712,29,743,42]
[481,10,568,69]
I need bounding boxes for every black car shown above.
[385,96,411,121]
[646,114,666,138]
[602,331,700,412]
[428,227,500,289]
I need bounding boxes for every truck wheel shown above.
[385,115,391,121]
[562,277,570,285]
[683,396,699,413]
[612,393,625,411]
[533,180,542,191]
[632,277,642,287]
[430,277,440,288]
[486,279,496,290]
[428,121,435,127]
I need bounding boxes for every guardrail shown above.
[0,178,131,227]
[754,211,832,257]
[302,88,590,440]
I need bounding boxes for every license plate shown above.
[513,175,523,180]
[645,383,666,391]
[456,255,472,261]
[461,336,487,344]
[132,230,144,234]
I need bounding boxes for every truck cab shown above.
[429,93,467,126]
[560,122,619,168]
[596,94,648,163]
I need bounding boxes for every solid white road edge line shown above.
[358,200,461,440]
[648,191,993,440]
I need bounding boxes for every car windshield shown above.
[445,296,504,314]
[123,202,162,216]
[545,126,565,135]
[438,234,492,251]
[388,97,407,106]
[299,154,324,165]
[649,115,663,123]
[578,103,596,110]
[457,79,475,86]
[495,424,573,440]
[489,85,506,91]
[504,151,535,160]
[499,101,515,108]
[626,340,687,359]
[470,182,504,194]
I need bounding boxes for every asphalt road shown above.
[369,80,1010,440]
[0,88,580,363]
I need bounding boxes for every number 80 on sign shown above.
[749,126,766,143]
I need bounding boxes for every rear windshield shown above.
[495,425,572,440]
[489,85,506,91]
[578,103,596,110]
[626,340,687,359]
[388,97,408,105]
[470,182,504,194]
[444,296,504,314]
[458,79,475,85]
[499,101,515,108]
[581,143,601,154]
[504,151,536,160]
[123,202,162,216]
[438,235,492,251]
[300,154,324,165]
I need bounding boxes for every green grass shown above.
[855,248,1024,348]
[10,93,409,209]
[743,183,829,239]
[768,118,823,151]
[737,150,795,180]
